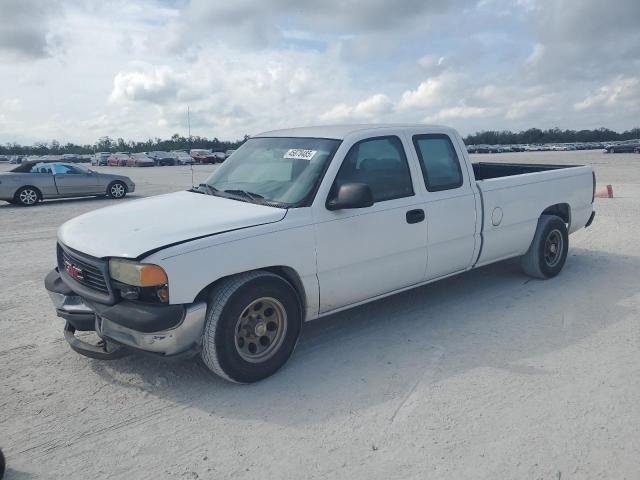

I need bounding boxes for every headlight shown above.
[109,258,167,286]
[109,258,169,303]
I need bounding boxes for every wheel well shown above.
[107,180,128,193]
[14,185,42,200]
[542,203,571,226]
[194,266,307,320]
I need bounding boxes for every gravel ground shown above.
[1,151,639,479]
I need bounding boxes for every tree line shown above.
[464,127,640,145]
[0,133,250,156]
[2,127,640,155]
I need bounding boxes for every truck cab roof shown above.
[255,124,452,140]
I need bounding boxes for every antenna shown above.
[188,106,194,188]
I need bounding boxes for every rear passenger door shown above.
[313,134,428,313]
[409,132,479,279]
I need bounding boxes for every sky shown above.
[0,0,638,144]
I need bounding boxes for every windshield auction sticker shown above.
[284,149,317,160]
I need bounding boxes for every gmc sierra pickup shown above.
[45,124,596,383]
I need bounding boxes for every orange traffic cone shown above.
[595,184,613,198]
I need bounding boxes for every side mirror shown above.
[326,183,374,211]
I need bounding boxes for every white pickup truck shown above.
[45,124,596,383]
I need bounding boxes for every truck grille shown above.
[57,244,110,295]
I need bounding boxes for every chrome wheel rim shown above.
[19,189,38,205]
[111,183,125,198]
[234,297,287,363]
[544,229,563,267]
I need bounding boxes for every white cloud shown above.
[110,66,183,105]
[0,0,63,61]
[0,0,638,144]
[574,77,640,111]
[320,94,393,122]
[418,55,445,69]
[525,43,544,67]
[0,98,22,112]
[398,77,447,110]
[424,106,497,123]
[505,94,554,120]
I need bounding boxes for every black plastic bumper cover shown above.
[64,322,128,360]
[85,300,186,333]
[45,268,186,333]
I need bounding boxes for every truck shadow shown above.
[90,247,636,427]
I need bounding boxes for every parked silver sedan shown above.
[0,161,135,206]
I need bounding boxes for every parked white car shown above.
[45,124,596,383]
[212,151,227,161]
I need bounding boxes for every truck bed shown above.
[472,162,577,180]
[471,162,594,268]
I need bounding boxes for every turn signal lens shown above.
[140,265,168,286]
[109,259,168,287]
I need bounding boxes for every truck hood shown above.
[58,190,287,259]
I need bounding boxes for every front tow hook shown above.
[64,322,129,360]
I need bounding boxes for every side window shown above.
[31,164,52,174]
[54,164,81,174]
[332,136,413,203]
[412,134,463,191]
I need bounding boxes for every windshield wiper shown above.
[199,183,218,196]
[223,189,264,203]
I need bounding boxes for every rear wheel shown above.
[201,271,302,383]
[15,186,40,206]
[521,214,568,279]
[107,181,127,199]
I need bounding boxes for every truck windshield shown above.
[204,137,341,206]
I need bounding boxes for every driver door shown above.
[313,135,428,313]
[53,163,100,195]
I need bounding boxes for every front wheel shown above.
[201,271,302,383]
[107,181,127,199]
[521,214,568,279]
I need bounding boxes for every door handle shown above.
[406,209,425,224]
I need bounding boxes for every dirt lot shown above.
[1,151,639,479]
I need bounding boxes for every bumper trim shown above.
[98,302,207,356]
[46,267,208,357]
[64,322,128,360]
[48,291,96,331]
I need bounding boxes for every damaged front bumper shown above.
[45,269,207,360]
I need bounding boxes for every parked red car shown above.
[127,153,155,167]
[107,152,131,166]
[190,149,217,164]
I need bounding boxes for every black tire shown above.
[201,271,302,383]
[107,181,127,199]
[14,186,41,206]
[0,447,5,480]
[521,214,569,279]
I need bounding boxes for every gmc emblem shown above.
[64,260,84,281]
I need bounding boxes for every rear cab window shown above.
[412,134,463,191]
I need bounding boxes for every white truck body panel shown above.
[55,124,595,323]
[475,166,593,266]
[58,191,286,258]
